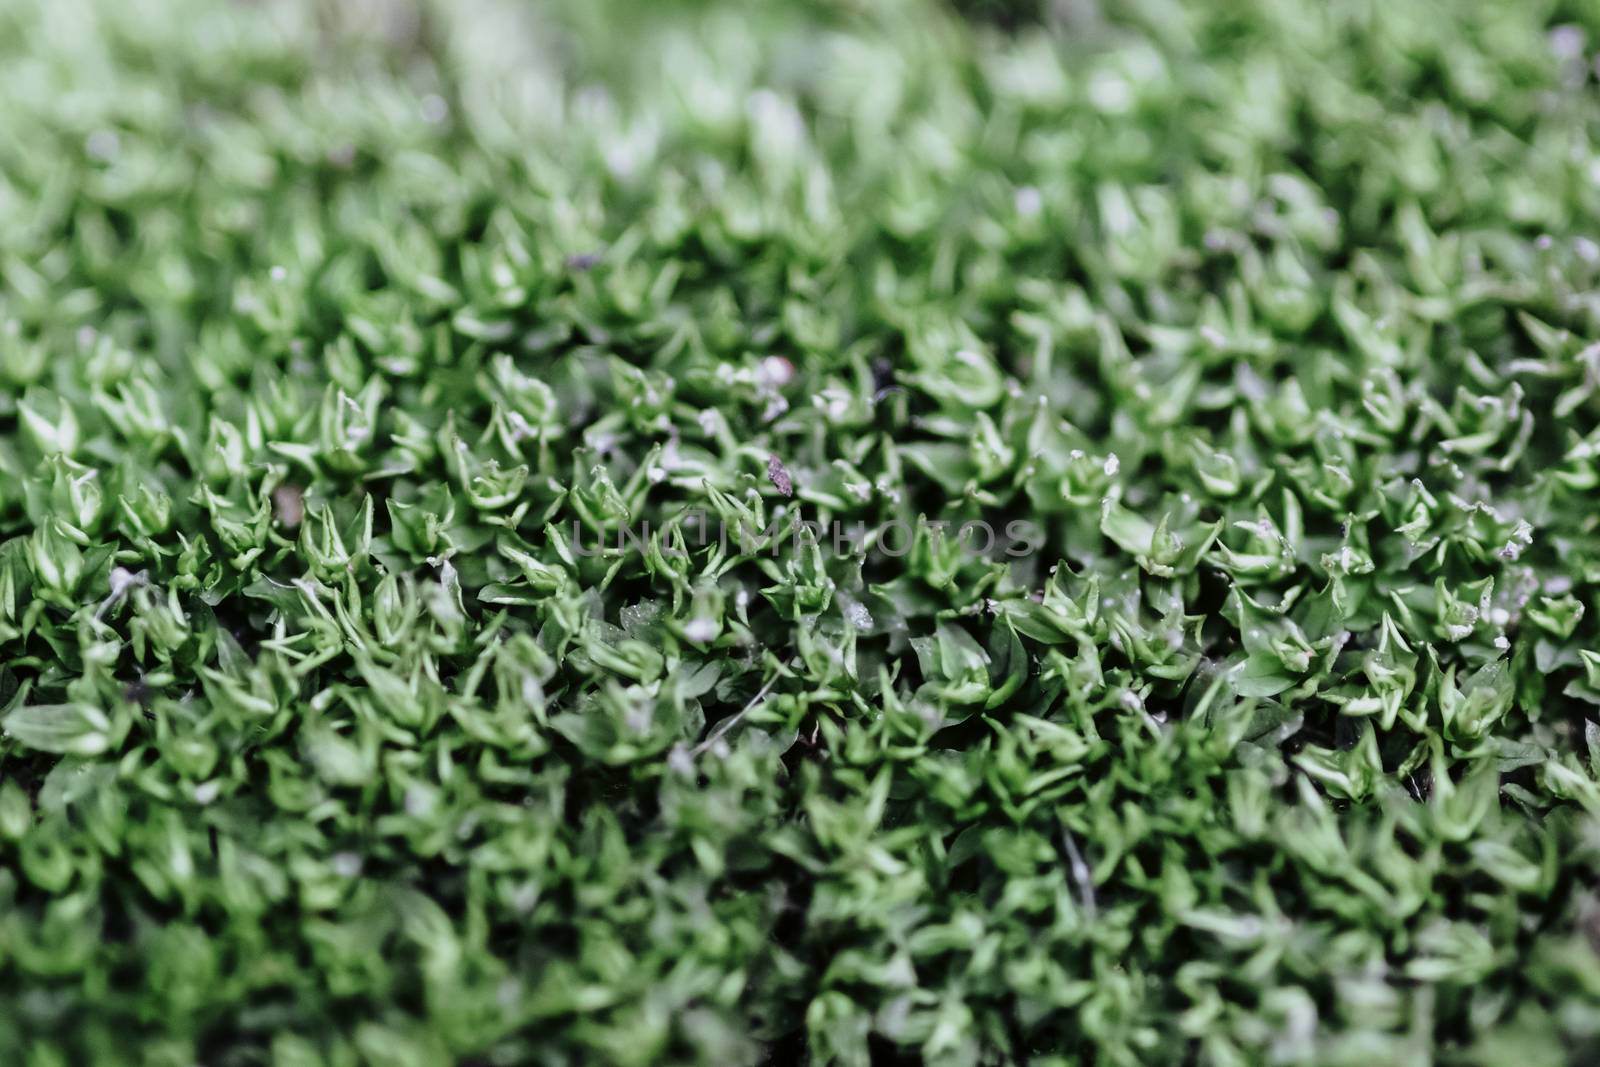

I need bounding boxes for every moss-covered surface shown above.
[4,0,1600,1063]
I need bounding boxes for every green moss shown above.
[3,0,1600,1063]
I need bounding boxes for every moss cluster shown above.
[4,0,1600,1064]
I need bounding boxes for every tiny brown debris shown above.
[274,484,306,528]
[767,454,793,498]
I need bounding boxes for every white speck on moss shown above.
[86,129,119,160]
[841,597,873,630]
[1550,24,1587,60]
[758,355,795,388]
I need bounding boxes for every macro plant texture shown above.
[5,0,1600,1064]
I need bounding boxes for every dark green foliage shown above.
[4,0,1600,1064]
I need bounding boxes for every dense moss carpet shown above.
[4,0,1600,1063]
